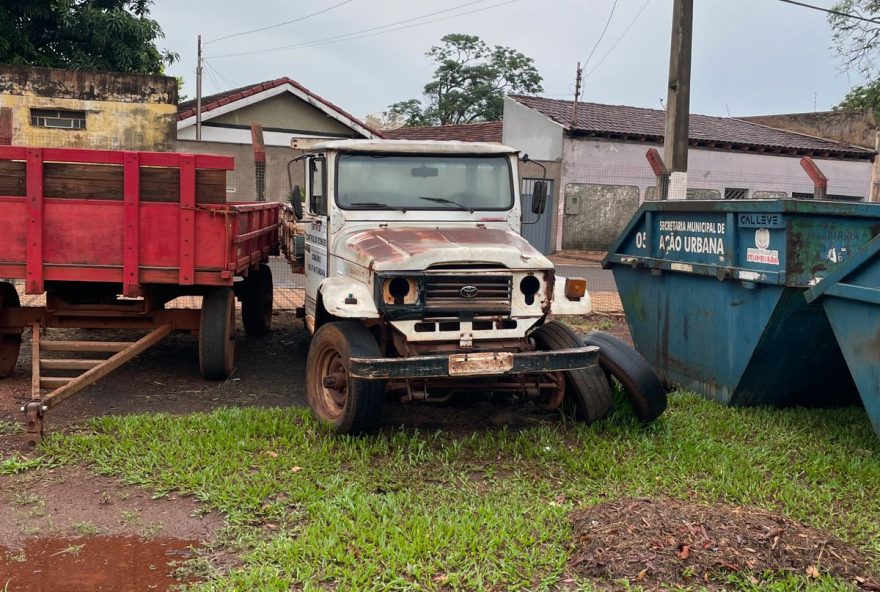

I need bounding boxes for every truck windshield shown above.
[336,154,513,211]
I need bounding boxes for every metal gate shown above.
[521,178,554,254]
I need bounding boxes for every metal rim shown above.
[314,343,347,420]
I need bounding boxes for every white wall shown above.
[502,97,564,161]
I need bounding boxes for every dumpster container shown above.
[603,200,880,435]
[805,234,880,437]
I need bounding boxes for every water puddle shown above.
[1,535,200,591]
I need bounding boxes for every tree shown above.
[829,0,880,77]
[388,34,543,126]
[0,0,177,75]
[836,78,880,117]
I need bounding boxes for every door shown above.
[304,157,328,323]
[521,178,555,255]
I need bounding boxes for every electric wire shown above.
[208,0,514,59]
[776,0,880,24]
[582,0,620,74]
[585,0,653,78]
[206,0,355,44]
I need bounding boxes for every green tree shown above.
[836,79,880,117]
[0,0,177,75]
[388,34,543,126]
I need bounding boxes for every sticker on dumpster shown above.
[657,219,726,256]
[746,228,779,265]
[738,213,786,228]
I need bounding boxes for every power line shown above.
[209,0,510,59]
[585,0,653,79]
[582,0,620,73]
[776,0,880,24]
[206,0,355,45]
[204,60,241,90]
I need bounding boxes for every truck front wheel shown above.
[531,321,612,424]
[306,321,384,434]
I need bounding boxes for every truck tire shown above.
[199,287,235,380]
[0,282,22,378]
[584,330,667,422]
[531,320,612,424]
[306,321,384,435]
[241,264,273,336]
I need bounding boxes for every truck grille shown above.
[424,275,512,314]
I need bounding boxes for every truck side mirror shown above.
[531,180,548,215]
[290,185,304,220]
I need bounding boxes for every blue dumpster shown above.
[603,200,880,436]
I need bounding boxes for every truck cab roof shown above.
[312,139,519,155]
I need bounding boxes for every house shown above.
[176,77,379,201]
[0,64,177,151]
[384,121,502,142]
[503,95,878,252]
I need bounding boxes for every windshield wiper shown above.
[419,196,473,213]
[349,201,389,207]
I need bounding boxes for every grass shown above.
[35,393,880,591]
[70,521,102,536]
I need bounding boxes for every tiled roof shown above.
[177,77,380,137]
[510,95,875,160]
[383,121,502,143]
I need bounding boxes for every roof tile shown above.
[510,95,874,159]
[383,121,502,143]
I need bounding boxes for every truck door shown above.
[304,156,328,323]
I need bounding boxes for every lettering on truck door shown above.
[305,157,328,321]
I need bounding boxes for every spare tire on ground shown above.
[584,330,667,422]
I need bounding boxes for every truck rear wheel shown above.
[241,263,273,336]
[199,287,235,380]
[585,330,667,422]
[0,282,22,378]
[531,320,612,424]
[306,321,384,434]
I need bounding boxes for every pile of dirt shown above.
[568,498,878,590]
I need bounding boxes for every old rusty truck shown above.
[281,139,665,434]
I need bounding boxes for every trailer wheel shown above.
[241,264,273,336]
[531,320,612,424]
[585,331,667,422]
[199,287,235,380]
[306,321,384,435]
[0,282,22,378]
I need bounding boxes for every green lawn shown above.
[26,392,880,591]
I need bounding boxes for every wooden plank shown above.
[26,149,44,294]
[31,324,40,400]
[179,155,196,285]
[40,341,133,353]
[0,160,26,196]
[39,162,226,203]
[40,377,74,389]
[123,152,141,297]
[40,359,104,370]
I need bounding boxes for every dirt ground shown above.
[567,498,879,590]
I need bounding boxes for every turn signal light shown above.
[565,277,587,299]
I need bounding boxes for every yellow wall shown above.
[0,65,177,151]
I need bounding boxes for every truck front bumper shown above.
[347,346,599,380]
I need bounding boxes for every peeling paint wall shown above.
[0,64,177,151]
[562,183,640,250]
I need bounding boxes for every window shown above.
[309,157,326,215]
[30,108,86,130]
[724,187,749,200]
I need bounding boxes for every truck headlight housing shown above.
[519,275,541,305]
[382,277,420,305]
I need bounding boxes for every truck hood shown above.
[335,226,553,271]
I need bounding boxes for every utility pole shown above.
[196,34,203,141]
[571,62,582,126]
[662,0,693,200]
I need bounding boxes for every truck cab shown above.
[285,139,612,433]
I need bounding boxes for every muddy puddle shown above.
[1,535,199,591]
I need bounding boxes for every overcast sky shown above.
[153,0,868,120]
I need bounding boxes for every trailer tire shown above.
[241,264,273,336]
[584,330,667,422]
[531,320,612,424]
[0,282,22,378]
[199,287,235,380]
[306,321,384,435]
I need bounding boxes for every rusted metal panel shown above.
[347,346,599,380]
[448,351,513,376]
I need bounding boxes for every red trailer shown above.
[0,146,280,445]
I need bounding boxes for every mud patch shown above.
[568,498,877,590]
[0,466,222,549]
[1,535,198,591]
